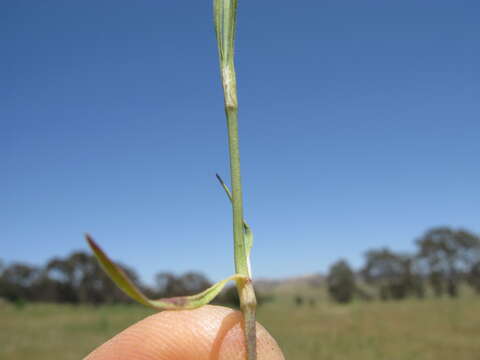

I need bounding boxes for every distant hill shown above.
[255,273,325,291]
[254,274,328,304]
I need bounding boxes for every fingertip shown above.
[85,305,284,360]
[211,308,285,360]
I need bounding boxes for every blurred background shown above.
[1,1,479,359]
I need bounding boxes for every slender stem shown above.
[238,278,257,359]
[223,52,258,360]
[214,1,257,358]
[225,102,246,276]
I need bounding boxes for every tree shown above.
[215,284,270,308]
[218,285,240,308]
[0,254,217,306]
[155,272,187,297]
[327,260,356,303]
[155,272,211,298]
[362,249,423,300]
[467,261,480,294]
[416,227,480,297]
[178,272,211,295]
[0,263,41,302]
[46,251,138,304]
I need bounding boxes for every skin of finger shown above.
[85,305,285,360]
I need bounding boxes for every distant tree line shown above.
[2,226,478,306]
[327,227,480,303]
[0,251,246,307]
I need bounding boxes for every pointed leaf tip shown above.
[215,173,233,201]
[85,234,99,252]
[85,234,151,307]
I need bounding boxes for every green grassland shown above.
[1,295,479,360]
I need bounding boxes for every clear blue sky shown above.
[2,1,479,284]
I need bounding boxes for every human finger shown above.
[85,304,285,360]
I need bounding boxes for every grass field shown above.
[1,297,479,359]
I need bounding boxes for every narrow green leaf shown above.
[215,174,253,261]
[152,273,246,310]
[213,0,238,64]
[85,234,151,307]
[213,0,222,58]
[86,234,245,310]
[216,173,233,202]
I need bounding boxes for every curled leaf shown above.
[86,234,246,310]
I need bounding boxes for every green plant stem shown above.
[215,1,257,358]
[225,107,246,276]
[225,101,257,359]
[223,68,258,360]
[220,23,257,360]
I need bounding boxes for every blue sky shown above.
[2,1,479,284]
